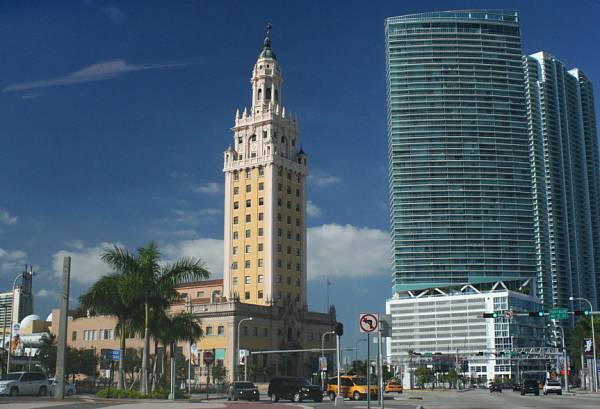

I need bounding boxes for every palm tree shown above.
[79,273,138,389]
[101,241,209,395]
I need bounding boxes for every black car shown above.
[227,381,259,401]
[520,379,540,396]
[489,383,502,393]
[268,376,323,403]
[512,383,521,392]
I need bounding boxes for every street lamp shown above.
[570,296,597,392]
[237,317,253,381]
[549,323,569,392]
[6,272,23,373]
[320,330,335,391]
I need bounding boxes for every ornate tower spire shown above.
[251,23,282,113]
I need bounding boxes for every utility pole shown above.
[335,333,343,406]
[1,305,7,377]
[54,257,71,399]
[366,333,371,409]
[377,328,384,408]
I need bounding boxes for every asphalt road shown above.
[1,390,600,409]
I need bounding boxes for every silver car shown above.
[0,372,48,396]
[48,378,76,396]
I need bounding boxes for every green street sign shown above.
[550,308,568,320]
[423,352,432,357]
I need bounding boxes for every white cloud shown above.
[308,170,342,187]
[167,208,222,226]
[0,209,17,225]
[306,201,322,217]
[162,238,224,278]
[36,288,60,300]
[193,182,224,195]
[52,242,115,285]
[0,248,27,275]
[3,58,203,93]
[307,224,389,279]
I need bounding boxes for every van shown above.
[326,376,378,401]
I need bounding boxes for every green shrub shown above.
[96,388,145,399]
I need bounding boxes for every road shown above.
[1,390,600,409]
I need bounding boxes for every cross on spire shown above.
[266,22,272,37]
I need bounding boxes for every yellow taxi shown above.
[384,380,403,393]
[326,376,378,401]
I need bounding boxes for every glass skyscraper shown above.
[385,10,537,293]
[524,52,600,310]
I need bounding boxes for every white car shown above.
[48,378,76,396]
[0,372,48,396]
[543,380,562,395]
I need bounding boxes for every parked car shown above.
[543,380,562,395]
[0,372,48,396]
[327,376,378,401]
[384,380,403,393]
[48,378,76,396]
[489,383,502,393]
[268,377,322,402]
[227,381,259,401]
[520,379,540,396]
[512,383,521,391]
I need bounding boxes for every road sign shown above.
[319,356,327,372]
[550,308,568,320]
[584,338,593,357]
[239,349,249,365]
[203,350,214,366]
[359,313,379,333]
[103,349,120,361]
[504,310,514,320]
[11,323,20,337]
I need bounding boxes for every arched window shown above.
[257,88,262,100]
[265,88,272,100]
[274,89,279,102]
[287,327,292,341]
[250,134,256,142]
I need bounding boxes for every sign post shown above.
[360,313,379,409]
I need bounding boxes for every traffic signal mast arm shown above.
[482,310,599,318]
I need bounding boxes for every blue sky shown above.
[1,0,599,357]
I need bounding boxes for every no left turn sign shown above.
[359,313,379,333]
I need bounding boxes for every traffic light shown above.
[334,322,344,336]
[574,310,591,316]
[528,311,545,317]
[483,312,499,318]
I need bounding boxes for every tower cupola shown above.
[251,23,283,113]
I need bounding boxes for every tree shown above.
[570,316,600,369]
[414,367,434,389]
[101,242,209,395]
[79,272,138,389]
[38,334,57,375]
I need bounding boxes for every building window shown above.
[258,243,264,251]
[84,330,96,341]
[258,212,264,221]
[246,185,251,193]
[246,199,251,207]
[277,274,282,283]
[245,276,251,284]
[180,293,188,299]
[197,291,205,298]
[258,228,264,236]
[278,229,282,237]
[286,262,291,270]
[287,231,291,239]
[206,326,213,336]
[287,186,291,194]
[245,260,251,268]
[287,171,292,180]
[287,276,292,285]
[245,169,250,178]
[296,204,300,212]
[233,186,239,195]
[296,278,301,286]
[232,262,238,271]
[253,327,258,336]
[296,233,300,241]
[277,244,282,252]
[296,189,300,197]
[263,328,268,337]
[218,326,225,336]
[245,229,251,238]
[245,244,251,253]
[296,248,300,256]
[245,214,251,223]
[233,231,239,240]
[296,263,300,272]
[244,292,250,300]
[286,215,291,224]
[296,218,300,226]
[278,213,282,222]
[258,166,264,175]
[99,329,113,340]
[233,276,238,285]
[259,197,264,205]
[243,325,249,336]
[287,201,291,209]
[278,183,282,191]
[258,259,264,267]
[277,198,282,206]
[233,246,238,255]
[71,331,77,341]
[277,260,282,268]
[234,201,239,209]
[234,171,239,181]
[233,216,239,225]
[259,182,264,191]
[258,290,264,299]
[258,274,264,283]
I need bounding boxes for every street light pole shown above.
[558,325,569,392]
[571,296,597,392]
[6,272,23,374]
[237,317,253,381]
[321,330,335,391]
[187,298,193,395]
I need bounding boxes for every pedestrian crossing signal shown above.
[574,310,590,316]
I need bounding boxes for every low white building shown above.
[386,280,547,387]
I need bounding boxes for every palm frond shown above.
[101,245,138,274]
